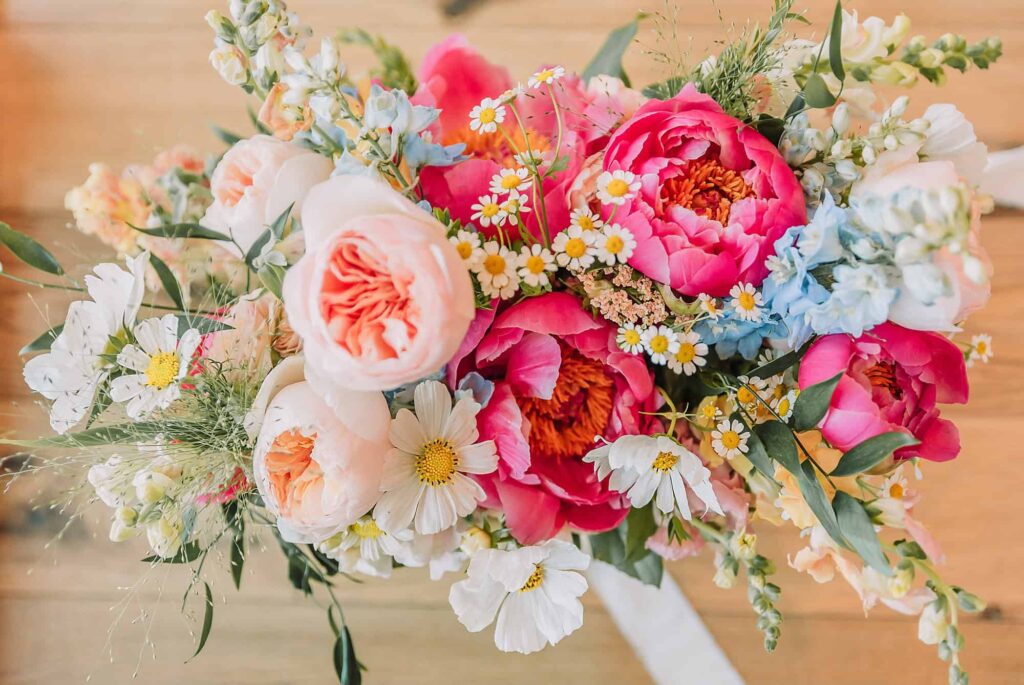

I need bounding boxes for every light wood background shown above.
[1,1,1022,683]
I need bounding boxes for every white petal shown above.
[494,594,548,654]
[134,318,166,355]
[380,450,417,490]
[626,471,659,508]
[539,540,590,572]
[457,441,498,474]
[117,346,151,373]
[449,472,485,515]
[449,576,506,633]
[415,485,456,535]
[109,374,145,403]
[389,409,426,454]
[374,480,424,533]
[414,380,452,439]
[443,397,480,446]
[654,477,675,514]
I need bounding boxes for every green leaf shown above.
[827,2,846,81]
[0,221,63,275]
[230,534,245,590]
[257,264,286,300]
[244,228,274,268]
[833,491,889,574]
[630,552,664,587]
[797,460,846,548]
[624,504,657,563]
[802,73,837,109]
[785,93,807,119]
[335,626,361,685]
[211,125,242,146]
[176,315,232,337]
[747,339,813,381]
[830,432,920,477]
[338,28,417,94]
[582,12,647,86]
[754,421,800,475]
[268,203,294,241]
[19,324,64,355]
[1,422,164,449]
[590,526,663,587]
[791,371,843,431]
[189,582,215,660]
[734,415,778,482]
[131,223,232,241]
[149,252,185,311]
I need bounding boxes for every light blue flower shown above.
[695,312,788,361]
[806,263,897,337]
[796,194,847,267]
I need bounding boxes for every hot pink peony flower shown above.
[798,322,969,462]
[447,292,658,544]
[599,83,806,297]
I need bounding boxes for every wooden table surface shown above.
[1,1,1022,683]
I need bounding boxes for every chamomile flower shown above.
[616,323,645,354]
[516,244,556,288]
[711,419,750,460]
[729,283,764,322]
[514,150,547,168]
[473,241,520,299]
[771,389,798,422]
[642,325,680,365]
[968,333,992,366]
[695,399,723,428]
[499,83,526,103]
[375,381,498,535]
[552,225,596,271]
[498,190,531,226]
[667,331,708,376]
[570,207,604,232]
[109,314,201,420]
[450,229,483,267]
[594,224,636,266]
[316,516,415,579]
[734,375,765,409]
[606,435,722,518]
[528,66,566,88]
[471,194,505,228]
[698,293,723,321]
[596,169,640,205]
[469,98,506,134]
[490,167,532,195]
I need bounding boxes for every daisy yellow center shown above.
[481,203,500,218]
[648,335,670,354]
[576,215,595,230]
[652,451,678,472]
[351,519,384,539]
[622,329,641,346]
[736,386,756,404]
[605,235,625,254]
[564,237,587,259]
[737,292,757,310]
[676,343,696,363]
[976,341,988,354]
[525,255,547,274]
[519,564,545,592]
[606,178,630,198]
[483,254,507,276]
[776,397,792,416]
[503,200,520,213]
[501,174,522,190]
[478,108,497,124]
[701,404,719,420]
[720,431,741,450]
[145,352,180,389]
[416,438,459,486]
[535,69,554,82]
[456,241,474,259]
[889,483,904,499]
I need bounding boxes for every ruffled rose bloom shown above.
[799,322,968,462]
[447,292,657,544]
[202,135,332,255]
[249,358,391,543]
[599,83,806,297]
[283,175,475,396]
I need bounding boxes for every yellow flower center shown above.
[416,438,459,486]
[576,215,595,230]
[483,254,507,276]
[700,404,719,420]
[535,69,555,83]
[478,108,497,124]
[622,329,641,346]
[777,397,791,416]
[649,334,670,354]
[351,519,384,539]
[606,178,630,197]
[676,343,696,363]
[481,202,500,218]
[975,342,987,355]
[736,386,756,405]
[720,431,741,450]
[519,564,544,592]
[605,235,624,254]
[456,241,474,259]
[144,352,180,389]
[564,237,587,259]
[501,174,522,190]
[737,291,757,310]
[525,255,547,275]
[889,483,904,499]
[652,451,678,472]
[503,199,520,213]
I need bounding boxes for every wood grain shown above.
[1,1,1023,683]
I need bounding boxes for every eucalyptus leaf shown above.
[149,252,185,311]
[827,2,846,81]
[176,315,232,337]
[335,626,362,685]
[830,432,920,476]
[244,228,274,268]
[0,221,64,275]
[268,203,294,240]
[19,324,64,355]
[754,420,800,475]
[833,491,890,574]
[791,371,843,431]
[211,125,243,145]
[131,223,232,241]
[582,12,647,86]
[797,460,847,548]
[735,414,778,482]
[802,73,837,108]
[747,339,813,380]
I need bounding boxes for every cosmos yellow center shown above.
[456,241,474,259]
[519,564,545,592]
[564,237,587,258]
[648,335,670,354]
[606,178,630,197]
[623,329,641,346]
[478,108,497,124]
[720,431,741,450]
[676,343,696,363]
[605,235,624,254]
[144,352,179,389]
[483,254,507,276]
[351,519,384,539]
[525,255,547,274]
[501,174,522,190]
[652,451,678,472]
[416,438,459,485]
[738,292,756,310]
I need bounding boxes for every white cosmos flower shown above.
[667,330,708,376]
[449,540,589,654]
[109,314,201,419]
[375,381,498,535]
[316,515,415,578]
[606,435,721,518]
[23,252,148,433]
[594,223,636,265]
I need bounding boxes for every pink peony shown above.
[283,175,475,395]
[447,292,658,544]
[600,83,806,297]
[798,322,968,462]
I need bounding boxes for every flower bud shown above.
[459,526,493,555]
[831,104,850,136]
[713,565,737,589]
[210,45,248,86]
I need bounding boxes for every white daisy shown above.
[594,223,637,266]
[470,194,505,228]
[449,229,483,268]
[514,150,547,168]
[729,283,764,322]
[317,515,415,579]
[641,325,680,366]
[449,540,589,654]
[734,375,766,409]
[616,323,645,354]
[375,381,498,535]
[606,435,722,518]
[697,293,723,321]
[109,314,201,419]
[667,330,708,376]
[967,333,992,367]
[552,225,596,271]
[472,241,520,300]
[499,83,526,103]
[570,207,604,232]
[711,419,750,460]
[498,190,532,226]
[527,66,566,88]
[596,169,640,205]
[490,167,532,195]
[469,98,506,134]
[516,244,556,288]
[771,389,799,422]
[23,253,148,433]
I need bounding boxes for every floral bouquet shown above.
[0,1,1002,682]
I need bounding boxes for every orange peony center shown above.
[519,346,615,460]
[865,361,902,399]
[444,126,551,168]
[660,157,753,224]
[264,429,322,517]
